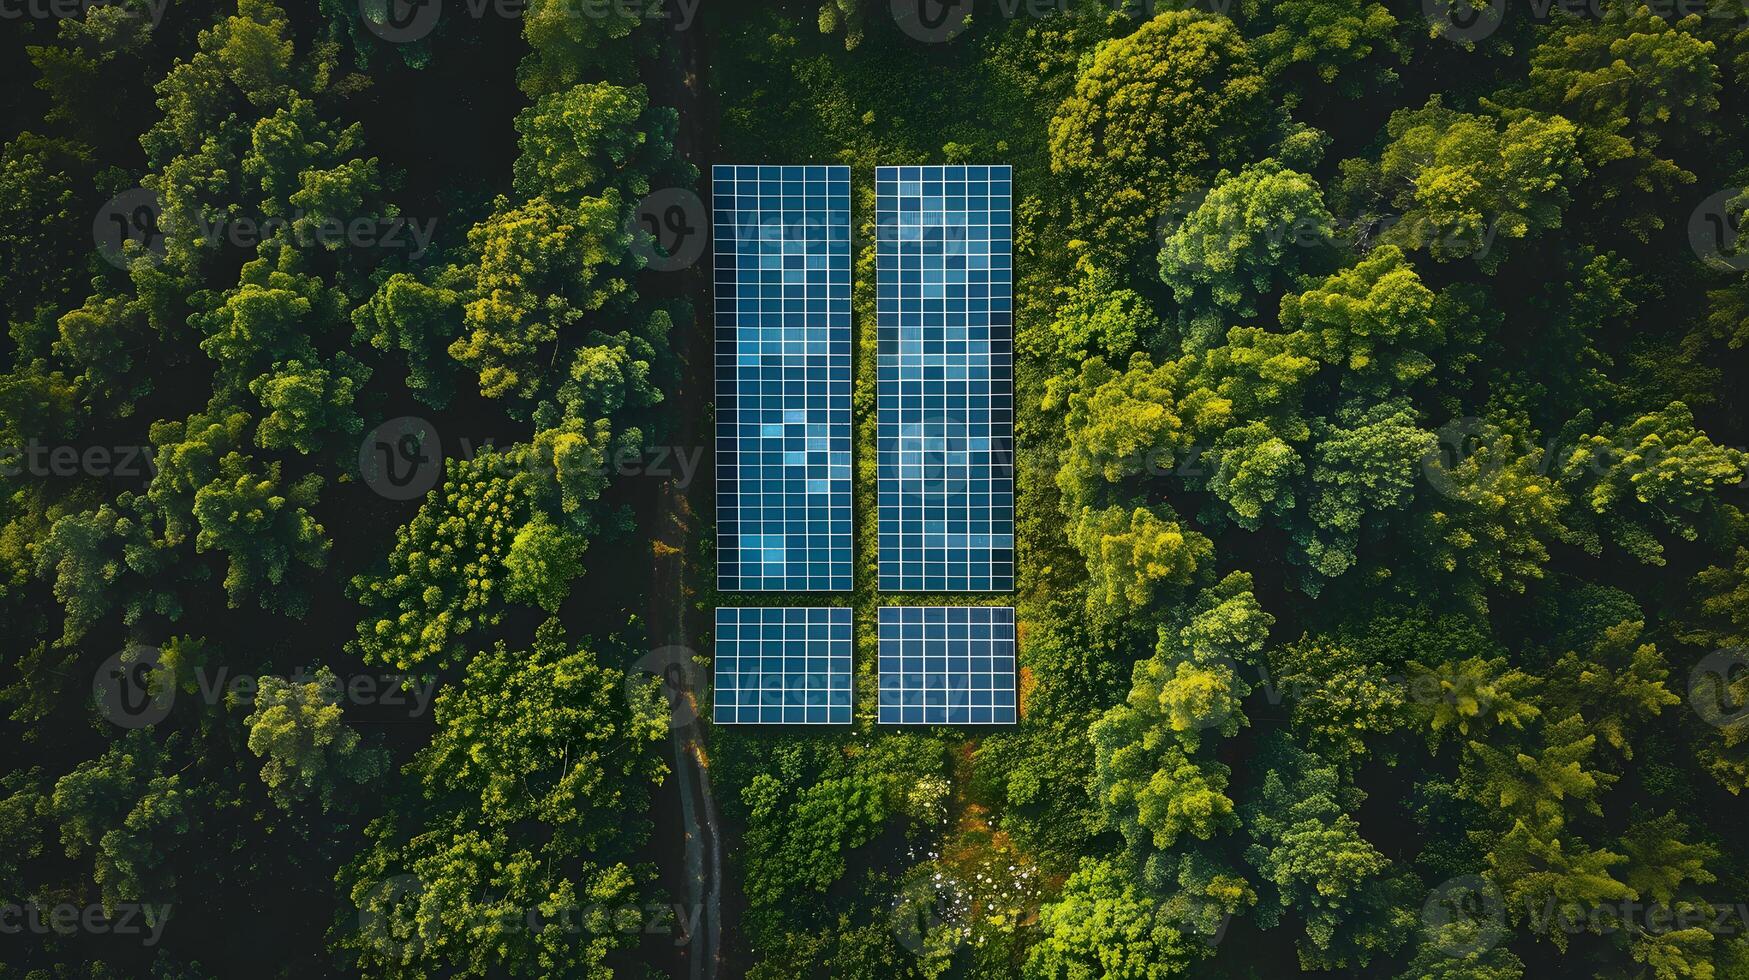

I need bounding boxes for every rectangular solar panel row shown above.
[713,165,853,592]
[711,606,1018,726]
[877,606,1016,725]
[713,607,853,725]
[876,166,1015,593]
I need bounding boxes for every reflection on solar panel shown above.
[877,606,1016,725]
[876,165,1014,592]
[714,607,853,725]
[714,165,853,591]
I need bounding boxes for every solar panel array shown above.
[877,606,1016,725]
[876,166,1014,592]
[714,165,853,591]
[712,166,1021,727]
[714,607,853,725]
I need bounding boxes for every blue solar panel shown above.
[714,607,854,724]
[876,166,1014,592]
[877,606,1016,725]
[714,165,853,591]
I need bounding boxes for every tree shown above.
[349,450,539,674]
[244,668,388,812]
[1558,403,1747,566]
[1490,4,1718,239]
[1246,0,1402,98]
[512,82,685,203]
[1335,99,1585,272]
[343,619,668,977]
[1050,11,1271,259]
[1068,504,1214,623]
[1025,858,1215,980]
[1243,736,1414,970]
[1158,159,1336,353]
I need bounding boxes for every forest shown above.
[3,0,1749,977]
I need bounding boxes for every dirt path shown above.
[641,16,722,980]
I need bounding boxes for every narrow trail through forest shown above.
[640,16,723,980]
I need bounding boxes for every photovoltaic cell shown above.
[876,165,1014,592]
[714,607,853,725]
[714,165,853,591]
[877,606,1016,725]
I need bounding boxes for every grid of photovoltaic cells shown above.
[877,606,1016,725]
[714,607,853,725]
[714,165,853,591]
[876,165,1014,592]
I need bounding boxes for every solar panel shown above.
[714,165,853,591]
[876,165,1015,592]
[877,606,1016,725]
[714,607,853,725]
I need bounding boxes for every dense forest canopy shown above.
[3,0,1749,978]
